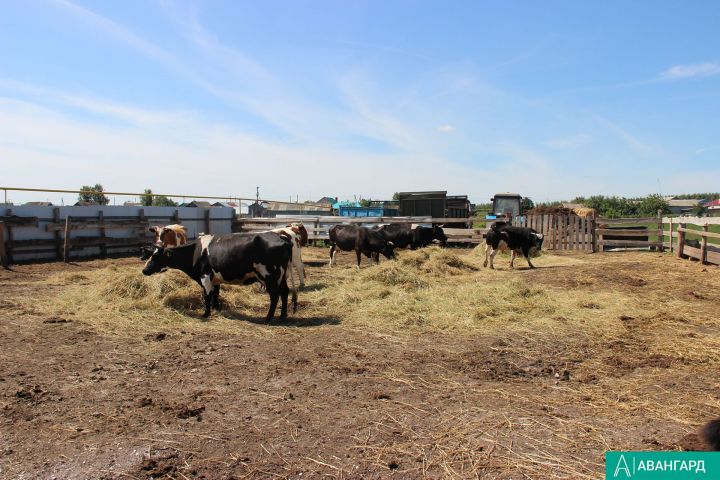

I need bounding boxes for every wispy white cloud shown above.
[593,115,666,157]
[661,61,720,80]
[542,133,592,150]
[437,124,455,133]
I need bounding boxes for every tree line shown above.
[78,184,176,206]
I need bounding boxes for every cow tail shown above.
[287,260,298,313]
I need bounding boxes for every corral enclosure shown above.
[1,245,719,479]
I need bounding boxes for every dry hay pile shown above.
[37,247,642,352]
[527,206,575,215]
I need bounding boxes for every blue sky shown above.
[1,1,718,206]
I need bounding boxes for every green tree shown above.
[360,198,373,207]
[141,189,154,206]
[78,183,109,205]
[692,204,708,217]
[141,188,177,206]
[636,194,669,216]
[521,197,535,212]
[153,195,177,207]
[392,192,400,201]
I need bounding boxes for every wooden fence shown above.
[7,206,718,266]
[513,214,595,251]
[596,214,664,251]
[663,216,720,266]
[1,205,234,265]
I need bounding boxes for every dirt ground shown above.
[1,247,719,479]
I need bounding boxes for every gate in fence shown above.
[513,214,595,251]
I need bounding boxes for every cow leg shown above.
[371,251,379,264]
[329,244,336,266]
[265,284,280,323]
[488,248,499,269]
[483,243,489,267]
[212,285,221,310]
[510,250,516,269]
[200,274,214,317]
[524,248,536,269]
[293,249,306,287]
[355,249,362,269]
[278,269,290,320]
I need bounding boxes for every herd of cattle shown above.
[140,222,545,322]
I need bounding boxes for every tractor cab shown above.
[486,193,523,220]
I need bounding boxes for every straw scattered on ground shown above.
[2,247,719,479]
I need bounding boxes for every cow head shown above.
[288,223,308,246]
[531,233,544,252]
[142,246,170,276]
[149,226,163,246]
[433,225,448,246]
[382,241,396,260]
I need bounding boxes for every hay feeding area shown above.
[1,246,719,479]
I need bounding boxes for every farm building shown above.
[706,199,720,217]
[248,200,331,218]
[665,197,701,215]
[316,196,337,207]
[397,191,471,219]
[338,200,399,217]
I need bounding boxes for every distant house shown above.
[178,201,212,208]
[316,196,337,207]
[666,198,701,215]
[23,201,53,206]
[705,199,720,217]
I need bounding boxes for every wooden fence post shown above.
[314,217,320,247]
[656,210,664,252]
[668,217,673,254]
[676,223,686,259]
[204,208,211,235]
[0,221,7,267]
[596,220,603,253]
[700,224,709,264]
[98,210,107,258]
[5,208,14,265]
[63,216,72,262]
[53,207,63,261]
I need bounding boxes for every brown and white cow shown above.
[149,224,188,248]
[269,223,308,287]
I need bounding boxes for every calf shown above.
[374,224,447,249]
[328,224,395,268]
[269,223,308,287]
[142,232,297,321]
[484,223,544,269]
[149,224,188,247]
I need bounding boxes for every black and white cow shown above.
[328,224,395,268]
[483,223,544,269]
[374,224,448,249]
[141,232,297,321]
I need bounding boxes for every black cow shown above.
[141,232,297,321]
[483,223,544,269]
[703,419,720,451]
[374,224,448,249]
[328,224,395,268]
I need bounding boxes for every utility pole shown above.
[256,186,259,204]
